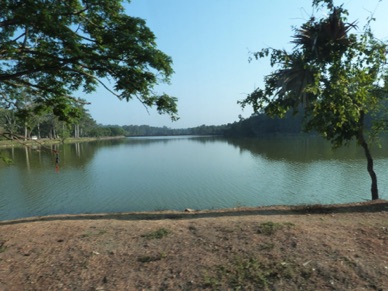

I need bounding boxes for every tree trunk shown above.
[358,111,379,200]
[37,123,41,139]
[74,124,80,138]
[24,123,28,141]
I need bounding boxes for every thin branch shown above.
[71,69,120,98]
[0,92,18,109]
[22,27,28,49]
[12,32,26,43]
[59,4,89,17]
[0,68,46,81]
[135,93,151,115]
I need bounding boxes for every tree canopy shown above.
[0,0,178,123]
[240,0,388,200]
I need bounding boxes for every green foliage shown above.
[0,105,227,139]
[241,1,387,147]
[0,0,178,121]
[0,154,12,165]
[0,105,99,139]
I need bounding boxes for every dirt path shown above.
[0,200,387,290]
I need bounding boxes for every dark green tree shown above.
[0,0,178,123]
[0,108,18,139]
[240,0,387,200]
[72,107,97,138]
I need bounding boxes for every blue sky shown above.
[84,0,388,128]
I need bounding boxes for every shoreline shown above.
[0,135,125,148]
[1,199,386,225]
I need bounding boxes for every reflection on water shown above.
[227,136,388,161]
[0,136,387,220]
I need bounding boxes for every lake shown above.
[1,135,387,220]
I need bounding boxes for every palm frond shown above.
[272,54,317,107]
[292,8,357,62]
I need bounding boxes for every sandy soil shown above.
[0,200,387,290]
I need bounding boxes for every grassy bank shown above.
[0,136,125,148]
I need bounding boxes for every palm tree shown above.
[270,53,317,108]
[251,4,382,200]
[292,7,357,63]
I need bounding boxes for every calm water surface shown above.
[1,136,387,220]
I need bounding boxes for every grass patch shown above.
[141,228,170,240]
[203,255,296,290]
[137,252,167,263]
[0,241,6,253]
[258,242,275,251]
[257,221,294,236]
[81,229,107,238]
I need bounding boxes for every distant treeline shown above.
[1,103,375,140]
[117,111,308,137]
[122,124,228,136]
[121,111,306,137]
[222,109,378,138]
[223,111,304,137]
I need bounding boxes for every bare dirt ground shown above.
[0,200,387,290]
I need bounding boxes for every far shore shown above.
[0,135,125,148]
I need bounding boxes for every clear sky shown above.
[84,0,388,128]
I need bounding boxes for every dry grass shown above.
[0,200,387,290]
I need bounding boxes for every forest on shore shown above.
[1,105,309,140]
[2,104,378,142]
